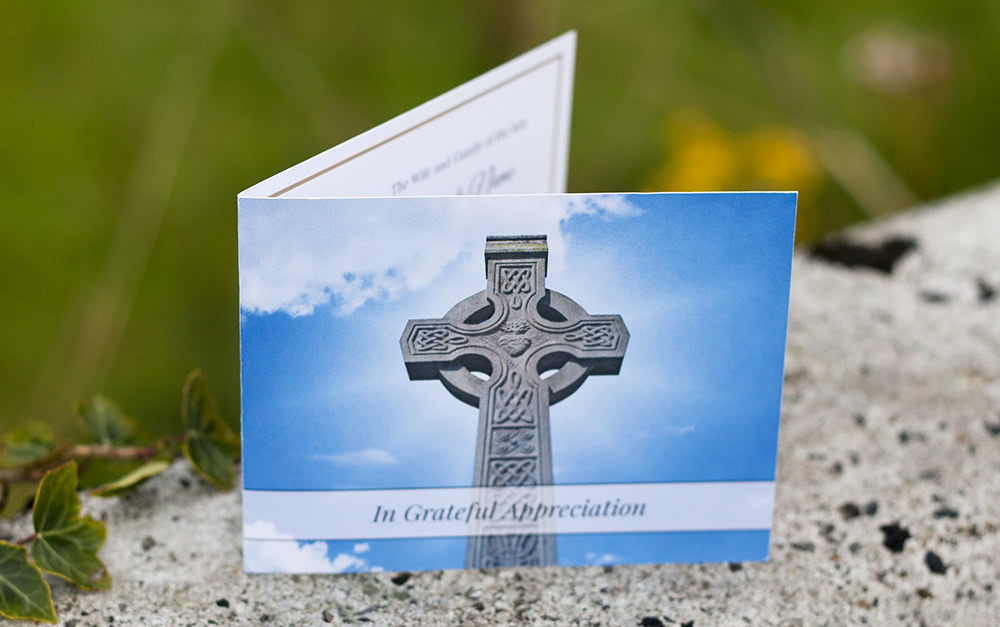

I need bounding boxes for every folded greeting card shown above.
[238,33,796,573]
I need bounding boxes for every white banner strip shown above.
[243,482,774,541]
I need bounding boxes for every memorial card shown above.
[237,33,797,573]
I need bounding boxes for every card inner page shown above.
[239,32,576,200]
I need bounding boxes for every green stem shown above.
[154,432,188,449]
[0,435,185,483]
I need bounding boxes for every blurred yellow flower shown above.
[649,110,741,192]
[646,109,825,241]
[648,108,822,192]
[743,127,822,192]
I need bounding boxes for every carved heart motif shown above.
[498,335,531,357]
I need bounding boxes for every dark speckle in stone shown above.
[390,572,411,586]
[681,621,695,627]
[810,235,917,274]
[933,507,959,519]
[640,618,665,627]
[820,523,836,540]
[880,522,911,553]
[791,542,815,552]
[916,588,933,599]
[898,431,910,444]
[141,536,155,551]
[839,502,862,520]
[216,599,230,608]
[977,277,996,303]
[919,290,950,304]
[985,420,1000,437]
[919,469,941,481]
[864,501,879,516]
[179,478,191,488]
[925,551,947,575]
[849,542,863,554]
[728,562,743,572]
[854,414,866,427]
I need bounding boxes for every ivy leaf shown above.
[74,396,137,446]
[0,422,54,467]
[29,462,110,590]
[0,484,36,520]
[181,370,238,452]
[91,460,170,497]
[76,459,142,492]
[183,435,234,490]
[181,370,238,490]
[0,541,57,623]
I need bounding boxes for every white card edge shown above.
[238,31,577,200]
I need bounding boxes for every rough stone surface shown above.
[3,184,999,625]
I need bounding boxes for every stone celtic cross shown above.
[400,235,629,568]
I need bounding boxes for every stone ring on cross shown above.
[400,235,629,568]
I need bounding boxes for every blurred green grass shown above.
[2,1,998,439]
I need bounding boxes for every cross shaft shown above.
[401,235,628,567]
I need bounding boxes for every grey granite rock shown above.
[3,183,998,625]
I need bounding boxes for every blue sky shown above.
[244,530,770,573]
[237,192,794,570]
[239,192,795,490]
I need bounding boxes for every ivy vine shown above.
[0,370,237,623]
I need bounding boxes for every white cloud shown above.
[564,194,642,219]
[244,520,381,574]
[329,552,368,572]
[353,542,370,554]
[238,194,641,317]
[314,448,400,466]
[585,551,620,565]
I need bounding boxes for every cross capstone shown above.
[400,235,629,567]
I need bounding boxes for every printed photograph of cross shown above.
[401,235,629,567]
[238,192,795,573]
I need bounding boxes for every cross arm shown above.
[400,319,486,380]
[533,315,630,375]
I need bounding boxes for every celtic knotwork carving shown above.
[494,372,534,424]
[499,266,534,309]
[564,323,618,349]
[412,326,468,353]
[482,534,541,568]
[488,459,538,486]
[490,428,537,456]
